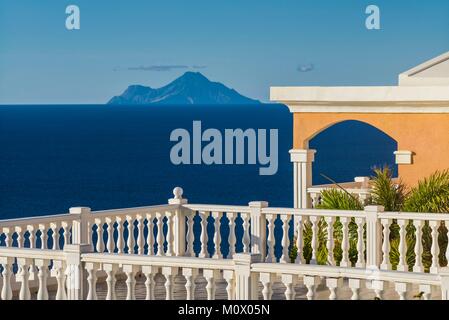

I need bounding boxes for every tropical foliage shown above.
[290,167,449,271]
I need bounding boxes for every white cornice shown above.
[270,86,449,113]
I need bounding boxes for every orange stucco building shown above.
[271,52,449,208]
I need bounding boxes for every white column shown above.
[289,149,316,209]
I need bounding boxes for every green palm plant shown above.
[404,170,449,213]
[289,168,449,270]
[290,188,363,265]
[370,166,407,211]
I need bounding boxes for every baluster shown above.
[395,282,410,300]
[324,217,335,265]
[413,220,423,272]
[126,216,135,254]
[35,259,49,300]
[203,270,218,300]
[52,261,67,300]
[228,213,236,258]
[304,276,319,300]
[39,225,47,249]
[372,280,384,299]
[17,258,31,300]
[0,257,13,300]
[162,267,178,300]
[95,220,104,253]
[156,212,164,256]
[15,227,24,248]
[62,222,70,248]
[397,219,407,271]
[281,274,296,300]
[260,273,274,300]
[348,279,362,300]
[419,284,433,300]
[310,192,319,208]
[186,213,195,257]
[104,264,118,300]
[380,219,391,270]
[143,266,156,300]
[106,218,114,253]
[27,226,35,249]
[85,263,99,300]
[51,223,59,250]
[199,211,209,258]
[123,265,138,300]
[137,215,144,255]
[430,220,439,273]
[183,268,197,300]
[310,216,318,264]
[223,270,235,300]
[340,217,350,267]
[326,278,341,300]
[146,214,154,255]
[242,213,250,253]
[280,214,291,263]
[446,221,449,267]
[166,213,173,256]
[265,214,276,262]
[355,218,365,268]
[293,216,306,264]
[116,217,123,254]
[3,228,11,247]
[212,212,222,259]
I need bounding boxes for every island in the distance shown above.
[107,72,262,105]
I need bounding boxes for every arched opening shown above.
[309,120,398,185]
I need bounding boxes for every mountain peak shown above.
[107,72,261,105]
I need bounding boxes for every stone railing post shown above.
[65,206,93,300]
[364,205,384,269]
[249,201,269,261]
[233,253,261,300]
[69,207,91,245]
[169,187,188,256]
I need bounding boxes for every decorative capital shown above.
[394,150,413,165]
[289,149,316,163]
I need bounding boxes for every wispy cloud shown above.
[297,63,315,73]
[128,65,189,72]
[192,65,207,69]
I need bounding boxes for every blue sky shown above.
[0,0,448,104]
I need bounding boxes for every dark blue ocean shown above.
[0,105,397,219]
